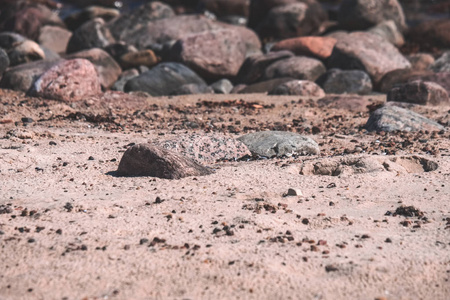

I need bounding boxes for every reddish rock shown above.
[66,48,121,89]
[171,29,246,80]
[117,143,213,179]
[30,59,101,102]
[269,80,325,97]
[271,36,337,60]
[327,32,411,84]
[264,56,326,81]
[387,80,449,106]
[237,50,294,84]
[407,19,450,50]
[38,25,72,54]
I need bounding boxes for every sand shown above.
[0,90,449,300]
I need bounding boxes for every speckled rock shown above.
[387,80,449,106]
[30,59,101,102]
[365,106,444,132]
[271,36,337,60]
[316,69,372,95]
[66,18,115,54]
[264,56,326,82]
[269,80,325,97]
[237,131,320,157]
[155,133,251,163]
[117,143,212,179]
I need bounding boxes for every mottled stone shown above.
[271,36,337,60]
[264,56,326,82]
[269,80,325,97]
[407,53,435,71]
[387,80,449,106]
[430,52,450,73]
[316,69,372,95]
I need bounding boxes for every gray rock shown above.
[316,69,372,95]
[210,79,233,94]
[367,20,404,47]
[430,51,450,73]
[269,80,325,97]
[65,6,120,31]
[387,80,449,106]
[66,18,115,54]
[327,32,411,84]
[0,59,62,92]
[0,48,9,78]
[124,62,206,96]
[237,131,320,157]
[112,69,139,92]
[116,143,212,179]
[365,106,444,132]
[155,133,251,163]
[264,56,326,82]
[338,0,407,32]
[171,83,213,95]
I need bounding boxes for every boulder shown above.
[316,69,372,95]
[237,50,294,84]
[38,25,72,54]
[0,59,62,92]
[256,2,327,40]
[338,0,407,32]
[30,59,102,102]
[66,48,121,89]
[269,80,325,96]
[124,62,206,96]
[430,52,450,73]
[66,18,115,54]
[107,1,175,42]
[365,106,444,132]
[171,29,246,81]
[210,79,233,94]
[116,144,212,179]
[407,19,450,50]
[327,32,411,84]
[237,131,320,157]
[155,133,251,163]
[271,36,336,60]
[387,80,449,106]
[264,56,326,81]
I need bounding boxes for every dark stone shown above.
[377,68,433,93]
[112,69,139,92]
[64,5,120,31]
[0,48,9,78]
[365,106,444,132]
[116,143,213,179]
[264,56,326,82]
[407,19,450,50]
[387,80,449,106]
[66,18,115,54]
[124,62,206,96]
[237,131,320,157]
[316,69,372,95]
[198,0,250,18]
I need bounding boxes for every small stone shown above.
[302,218,309,225]
[387,80,449,106]
[285,188,303,197]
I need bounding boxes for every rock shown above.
[416,73,450,95]
[210,79,233,94]
[124,62,206,96]
[407,53,435,71]
[119,50,159,70]
[317,95,372,112]
[338,0,406,32]
[365,106,444,132]
[264,56,326,82]
[218,22,262,56]
[112,69,139,92]
[237,131,320,157]
[30,59,102,102]
[367,20,404,47]
[0,59,62,92]
[256,2,327,40]
[103,42,138,63]
[269,80,325,97]
[271,36,337,60]
[0,32,46,67]
[387,80,449,106]
[155,133,251,163]
[116,143,212,179]
[66,48,121,89]
[377,68,433,93]
[237,50,294,84]
[66,18,115,54]
[199,0,250,18]
[430,52,450,73]
[171,83,213,95]
[65,6,120,31]
[170,29,246,81]
[327,32,411,84]
[38,25,72,54]
[407,19,450,50]
[238,77,294,94]
[0,48,9,78]
[316,69,372,95]
[284,188,303,196]
[107,1,175,42]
